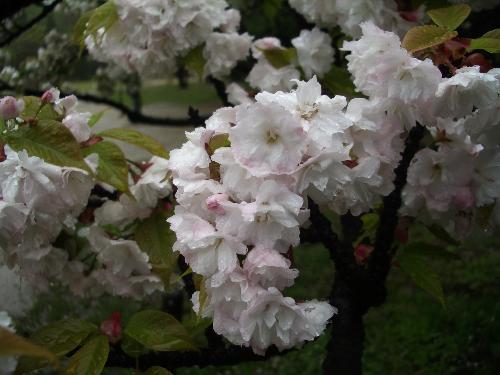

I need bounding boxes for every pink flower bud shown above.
[41,88,60,103]
[0,96,24,119]
[100,311,122,344]
[206,193,229,214]
[354,244,374,265]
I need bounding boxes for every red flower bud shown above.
[100,311,122,344]
[354,244,374,265]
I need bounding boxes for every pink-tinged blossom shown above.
[230,102,306,176]
[243,246,298,290]
[0,96,24,119]
[292,28,334,78]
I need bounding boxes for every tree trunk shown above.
[323,277,365,375]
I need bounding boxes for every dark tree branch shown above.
[208,76,230,107]
[106,339,295,370]
[0,82,207,126]
[367,123,425,305]
[0,0,63,47]
[0,0,39,22]
[310,124,425,375]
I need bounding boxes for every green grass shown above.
[68,80,220,107]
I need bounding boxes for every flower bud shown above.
[100,311,122,344]
[354,244,374,265]
[41,87,60,104]
[0,96,24,120]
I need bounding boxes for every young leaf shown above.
[262,47,297,69]
[73,1,119,50]
[88,110,107,127]
[82,141,129,193]
[21,96,60,121]
[124,310,197,352]
[0,327,58,367]
[402,25,458,53]
[98,128,168,158]
[135,211,178,287]
[468,38,500,53]
[184,45,206,78]
[482,28,500,39]
[65,335,109,375]
[5,119,90,172]
[397,251,446,308]
[144,367,173,375]
[206,134,230,156]
[16,319,97,373]
[427,4,471,31]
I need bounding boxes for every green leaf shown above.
[124,310,196,352]
[321,65,358,99]
[135,211,178,287]
[397,251,446,308]
[120,335,146,359]
[184,45,206,78]
[88,110,107,127]
[21,96,60,121]
[98,128,168,158]
[16,319,97,373]
[5,119,90,172]
[32,319,97,356]
[73,1,119,51]
[144,367,173,375]
[0,327,58,367]
[262,47,297,69]
[182,314,212,348]
[482,28,500,39]
[401,242,459,261]
[427,4,471,30]
[402,25,458,53]
[82,141,129,193]
[426,224,460,246]
[65,335,109,375]
[206,134,230,156]
[468,38,500,53]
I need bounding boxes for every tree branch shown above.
[0,0,63,47]
[0,82,207,126]
[320,124,425,375]
[367,123,425,306]
[208,76,230,107]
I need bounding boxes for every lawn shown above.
[69,80,220,108]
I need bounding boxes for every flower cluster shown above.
[86,0,251,78]
[0,92,172,299]
[245,28,334,94]
[288,0,417,38]
[342,22,500,234]
[168,20,500,353]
